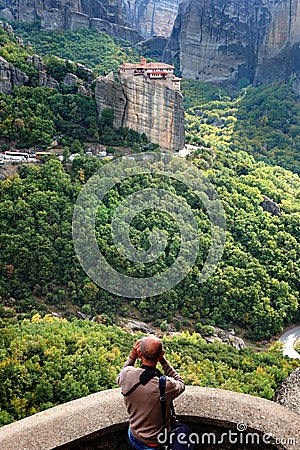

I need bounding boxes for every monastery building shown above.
[118,58,181,90]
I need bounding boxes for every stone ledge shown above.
[0,387,299,449]
[273,367,300,415]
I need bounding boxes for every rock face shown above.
[122,0,180,38]
[95,74,185,151]
[119,318,155,334]
[273,367,300,415]
[0,44,95,94]
[255,0,300,85]
[0,0,143,42]
[0,0,180,41]
[203,327,246,350]
[0,52,61,93]
[0,56,29,94]
[163,0,300,87]
[136,36,169,61]
[3,0,300,86]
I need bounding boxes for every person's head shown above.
[138,336,163,367]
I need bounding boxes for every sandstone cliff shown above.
[122,0,179,38]
[163,0,300,88]
[0,0,143,43]
[255,0,300,85]
[95,74,185,151]
[0,0,180,41]
[0,52,96,94]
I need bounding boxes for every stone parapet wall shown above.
[0,387,299,450]
[273,367,300,415]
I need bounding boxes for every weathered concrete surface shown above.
[0,388,127,450]
[273,367,300,415]
[0,386,299,450]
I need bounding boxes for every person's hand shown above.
[158,350,165,363]
[129,339,142,360]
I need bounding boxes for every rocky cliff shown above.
[255,0,300,85]
[163,0,300,88]
[0,56,29,94]
[0,0,142,42]
[122,0,179,38]
[95,74,185,151]
[0,0,180,41]
[0,22,95,94]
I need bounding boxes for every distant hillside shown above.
[1,141,300,340]
[182,80,300,175]
[1,12,300,433]
[0,24,147,150]
[4,0,300,88]
[0,0,142,43]
[11,23,142,75]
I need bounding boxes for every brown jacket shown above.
[117,357,185,445]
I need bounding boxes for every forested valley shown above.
[0,23,299,425]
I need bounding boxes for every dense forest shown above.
[1,153,300,339]
[0,23,299,338]
[183,79,300,174]
[0,22,300,426]
[11,22,141,76]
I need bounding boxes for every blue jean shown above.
[127,428,159,450]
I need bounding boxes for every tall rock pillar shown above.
[95,74,185,152]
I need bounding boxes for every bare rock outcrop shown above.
[273,367,300,415]
[0,54,57,93]
[136,36,169,60]
[0,23,95,93]
[260,196,281,216]
[255,0,300,85]
[203,327,246,350]
[0,0,181,40]
[0,57,29,94]
[95,74,185,151]
[0,0,142,42]
[164,0,271,85]
[63,72,79,86]
[119,318,155,334]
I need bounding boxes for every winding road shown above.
[279,326,300,359]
